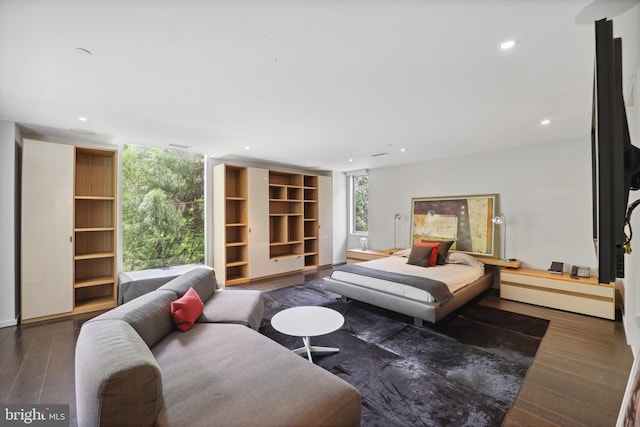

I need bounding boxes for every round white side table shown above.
[271,306,345,363]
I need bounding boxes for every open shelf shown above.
[74,252,116,261]
[270,242,303,258]
[223,166,249,285]
[268,171,305,259]
[74,275,116,289]
[73,147,117,315]
[73,293,116,315]
[267,171,320,260]
[224,166,247,199]
[226,264,248,285]
[75,149,116,198]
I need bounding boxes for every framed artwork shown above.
[410,194,498,256]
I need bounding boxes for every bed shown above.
[322,250,493,325]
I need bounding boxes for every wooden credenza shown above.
[500,267,615,320]
[346,249,390,264]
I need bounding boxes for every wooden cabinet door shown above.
[248,167,270,278]
[318,175,333,266]
[21,139,74,321]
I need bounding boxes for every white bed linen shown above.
[331,256,484,303]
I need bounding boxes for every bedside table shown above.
[475,256,522,269]
[500,268,615,320]
[346,249,390,264]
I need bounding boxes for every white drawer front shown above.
[269,255,304,276]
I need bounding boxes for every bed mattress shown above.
[330,255,484,304]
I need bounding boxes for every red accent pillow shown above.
[170,287,204,331]
[415,241,440,266]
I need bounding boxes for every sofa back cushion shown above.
[92,290,177,347]
[76,319,163,427]
[158,267,216,302]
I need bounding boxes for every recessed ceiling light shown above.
[244,146,250,150]
[78,116,88,122]
[499,39,518,50]
[400,148,406,153]
[540,119,551,126]
[348,158,353,162]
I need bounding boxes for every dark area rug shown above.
[259,279,549,427]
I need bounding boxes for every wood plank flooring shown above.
[0,266,633,426]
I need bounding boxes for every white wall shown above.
[0,120,20,327]
[366,136,595,271]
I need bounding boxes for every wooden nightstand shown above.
[475,256,522,269]
[346,249,390,264]
[500,268,615,320]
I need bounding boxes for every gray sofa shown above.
[75,267,361,427]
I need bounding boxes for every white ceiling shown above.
[0,0,636,171]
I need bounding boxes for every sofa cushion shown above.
[76,319,163,427]
[198,289,264,330]
[152,323,361,427]
[171,287,204,331]
[118,264,206,305]
[92,290,177,348]
[158,267,216,302]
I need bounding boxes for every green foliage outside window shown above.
[354,175,369,233]
[122,145,205,271]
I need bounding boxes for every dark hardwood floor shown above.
[0,266,633,426]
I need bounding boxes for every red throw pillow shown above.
[170,287,204,331]
[415,241,440,266]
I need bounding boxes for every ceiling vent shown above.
[169,143,190,149]
[371,152,389,157]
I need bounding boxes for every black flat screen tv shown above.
[592,18,640,284]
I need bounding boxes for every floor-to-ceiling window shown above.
[350,173,369,235]
[122,145,204,271]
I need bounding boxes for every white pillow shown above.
[446,252,484,268]
[393,248,412,258]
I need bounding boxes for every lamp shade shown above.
[492,213,505,225]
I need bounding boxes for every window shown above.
[351,174,369,234]
[122,145,205,271]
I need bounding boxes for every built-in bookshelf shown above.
[269,171,304,259]
[223,165,249,285]
[73,147,118,315]
[213,164,331,286]
[303,174,319,268]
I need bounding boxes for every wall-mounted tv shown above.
[592,18,640,284]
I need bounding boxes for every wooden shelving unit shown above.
[73,147,117,315]
[213,164,331,285]
[303,175,319,268]
[269,171,304,259]
[223,165,249,285]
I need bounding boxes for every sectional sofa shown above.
[75,267,361,427]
